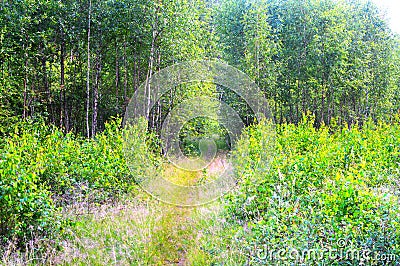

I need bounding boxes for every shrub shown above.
[0,126,60,245]
[0,117,157,244]
[223,116,400,265]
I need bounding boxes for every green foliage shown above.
[123,117,162,185]
[179,117,230,156]
[1,0,400,261]
[0,117,157,244]
[0,123,60,245]
[0,0,218,135]
[224,116,400,264]
[215,0,400,126]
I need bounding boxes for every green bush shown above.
[223,116,400,265]
[0,125,60,245]
[0,117,156,244]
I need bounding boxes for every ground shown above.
[55,155,231,265]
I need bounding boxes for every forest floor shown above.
[52,155,231,265]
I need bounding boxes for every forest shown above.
[1,0,400,265]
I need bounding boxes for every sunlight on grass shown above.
[163,161,202,186]
[50,197,235,266]
[162,154,229,187]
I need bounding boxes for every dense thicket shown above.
[215,0,400,126]
[220,116,400,264]
[0,118,160,244]
[0,0,216,136]
[1,0,399,136]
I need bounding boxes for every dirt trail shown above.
[163,154,230,265]
[206,153,229,176]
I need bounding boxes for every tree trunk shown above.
[23,48,28,120]
[123,38,128,110]
[144,5,160,120]
[60,30,65,129]
[86,0,92,137]
[92,51,101,137]
[145,30,156,119]
[115,40,119,109]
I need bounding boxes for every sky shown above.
[370,0,400,34]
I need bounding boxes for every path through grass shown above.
[54,155,233,265]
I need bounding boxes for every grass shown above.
[56,162,207,265]
[54,197,238,265]
[59,198,190,265]
[1,196,220,265]
[1,155,236,266]
[162,153,229,186]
